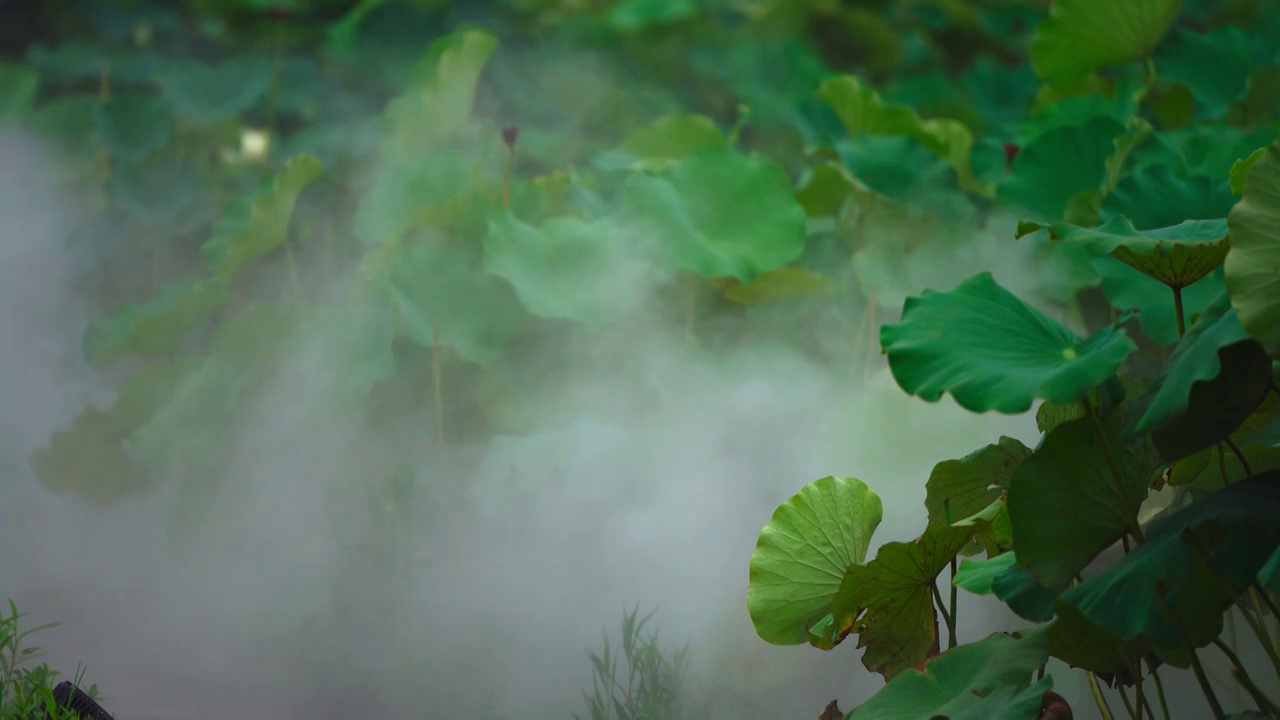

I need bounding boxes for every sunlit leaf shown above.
[1030,0,1181,86]
[1225,140,1280,356]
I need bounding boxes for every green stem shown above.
[1213,637,1280,717]
[1218,444,1232,487]
[1085,399,1145,542]
[1186,642,1228,720]
[1227,607,1245,707]
[1088,671,1116,720]
[1150,667,1172,720]
[930,580,955,649]
[1117,684,1137,719]
[1224,438,1255,477]
[1134,662,1151,719]
[1237,587,1280,685]
[1173,285,1186,338]
[948,556,958,650]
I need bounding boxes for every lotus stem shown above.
[1149,666,1171,720]
[930,579,955,650]
[1116,683,1136,719]
[1185,641,1227,720]
[1088,671,1116,720]
[1172,286,1186,337]
[1213,637,1280,716]
[1224,438,1254,477]
[948,556,958,649]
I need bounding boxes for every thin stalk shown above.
[1224,438,1254,477]
[1236,588,1280,685]
[948,556,958,650]
[1134,662,1151,719]
[1226,608,1245,707]
[1185,642,1228,720]
[1213,637,1280,716]
[431,324,444,445]
[1088,671,1116,720]
[1173,286,1187,337]
[1149,667,1171,720]
[1254,586,1280,649]
[1218,443,1232,487]
[1085,399,1145,542]
[1116,684,1137,719]
[930,580,955,649]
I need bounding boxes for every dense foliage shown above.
[4,0,1280,718]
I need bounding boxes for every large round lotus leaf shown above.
[1094,259,1225,346]
[1103,166,1236,230]
[483,211,670,326]
[832,522,976,679]
[1000,117,1126,221]
[201,153,324,281]
[596,114,724,171]
[156,56,271,125]
[880,272,1137,414]
[1156,26,1262,118]
[354,150,475,247]
[1049,602,1153,683]
[379,29,497,163]
[383,242,524,368]
[1030,0,1181,86]
[1148,340,1274,462]
[92,94,174,163]
[747,475,883,646]
[619,145,807,281]
[1225,141,1280,356]
[83,278,228,366]
[1052,216,1230,289]
[846,630,1050,720]
[1060,471,1280,649]
[925,437,1032,528]
[1134,292,1270,436]
[1008,414,1158,591]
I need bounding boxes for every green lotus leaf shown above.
[32,407,145,508]
[1230,147,1267,196]
[1048,602,1153,682]
[382,241,524,368]
[953,552,1017,596]
[794,161,868,217]
[83,277,228,367]
[1019,87,1141,145]
[483,210,670,326]
[1225,141,1280,356]
[1051,216,1230,289]
[925,437,1032,528]
[0,62,38,117]
[1030,0,1181,86]
[719,267,834,306]
[747,476,883,646]
[1133,293,1273,450]
[1060,471,1280,650]
[1156,26,1263,117]
[156,56,271,125]
[1093,258,1225,345]
[619,145,807,281]
[596,114,724,171]
[1260,547,1280,593]
[1104,166,1236,229]
[817,74,985,195]
[201,153,324,281]
[353,149,476,247]
[1008,414,1158,590]
[1000,117,1126,221]
[880,272,1137,414]
[379,28,497,164]
[846,630,1051,719]
[832,522,976,679]
[92,94,174,163]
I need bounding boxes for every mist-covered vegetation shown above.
[2,0,1280,718]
